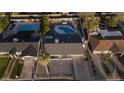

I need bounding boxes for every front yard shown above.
[0,56,10,78]
[10,59,24,79]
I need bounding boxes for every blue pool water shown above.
[17,23,40,32]
[58,26,75,34]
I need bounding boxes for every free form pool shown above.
[55,25,76,34]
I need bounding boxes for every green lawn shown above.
[0,56,10,78]
[10,59,24,79]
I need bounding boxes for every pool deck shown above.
[44,19,83,43]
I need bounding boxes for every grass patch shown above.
[0,56,10,78]
[10,59,24,79]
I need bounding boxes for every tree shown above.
[38,52,50,75]
[107,17,119,28]
[83,15,99,47]
[0,15,9,33]
[102,54,111,62]
[38,15,50,54]
[39,15,50,37]
[37,15,50,75]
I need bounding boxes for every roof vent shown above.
[55,38,59,43]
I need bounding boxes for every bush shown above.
[102,54,111,62]
[0,56,10,78]
[107,17,119,28]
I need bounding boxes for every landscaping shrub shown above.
[0,57,10,78]
[107,17,119,28]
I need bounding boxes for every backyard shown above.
[0,56,10,78]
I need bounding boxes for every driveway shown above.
[20,56,36,80]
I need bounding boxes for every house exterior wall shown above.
[21,56,37,63]
[93,50,111,54]
[50,54,84,58]
[0,52,9,55]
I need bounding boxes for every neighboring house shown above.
[90,36,124,56]
[0,42,38,60]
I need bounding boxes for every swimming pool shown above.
[17,23,40,32]
[55,25,75,34]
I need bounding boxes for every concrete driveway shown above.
[20,56,36,80]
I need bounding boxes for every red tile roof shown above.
[90,36,124,53]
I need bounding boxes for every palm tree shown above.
[38,15,50,53]
[38,52,50,75]
[39,15,50,37]
[37,15,50,76]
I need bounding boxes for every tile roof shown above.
[89,36,100,50]
[45,43,85,55]
[0,42,85,56]
[0,42,38,52]
[91,39,124,53]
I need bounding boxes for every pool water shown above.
[17,23,40,32]
[55,25,75,34]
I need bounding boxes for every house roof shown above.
[0,42,38,53]
[94,40,114,51]
[45,43,85,55]
[89,36,100,50]
[0,42,84,56]
[36,60,74,79]
[21,44,37,57]
[92,39,124,53]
